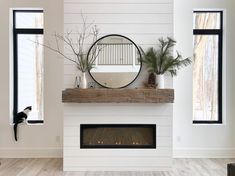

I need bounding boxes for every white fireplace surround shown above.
[63,0,173,171]
[63,103,173,171]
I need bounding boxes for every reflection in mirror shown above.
[88,35,141,88]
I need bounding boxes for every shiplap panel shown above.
[64,122,171,129]
[62,35,173,54]
[63,136,172,148]
[64,136,172,147]
[64,3,173,14]
[64,115,172,127]
[64,147,172,157]
[63,73,173,89]
[158,136,172,147]
[64,14,173,24]
[64,157,172,167]
[64,136,79,147]
[63,75,77,88]
[64,126,79,136]
[157,126,172,137]
[64,103,173,116]
[64,137,172,148]
[64,24,172,34]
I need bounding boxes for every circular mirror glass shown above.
[87,34,142,88]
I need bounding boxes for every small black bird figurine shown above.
[13,106,32,141]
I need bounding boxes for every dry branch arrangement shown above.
[36,14,101,73]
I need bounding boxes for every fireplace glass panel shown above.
[80,124,156,148]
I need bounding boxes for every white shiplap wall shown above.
[64,0,173,88]
[63,0,173,171]
[64,103,173,171]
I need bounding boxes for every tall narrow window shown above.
[13,10,44,123]
[193,11,223,124]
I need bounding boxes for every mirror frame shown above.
[87,34,142,89]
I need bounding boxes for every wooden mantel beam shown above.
[62,88,174,103]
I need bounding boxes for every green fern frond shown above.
[140,37,191,77]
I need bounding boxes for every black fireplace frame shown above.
[80,124,156,149]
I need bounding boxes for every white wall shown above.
[0,0,63,157]
[173,0,235,158]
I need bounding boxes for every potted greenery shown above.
[140,37,191,88]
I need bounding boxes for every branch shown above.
[34,40,78,65]
[55,33,78,56]
[89,44,105,65]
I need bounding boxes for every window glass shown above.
[15,12,43,29]
[193,35,219,121]
[17,34,44,121]
[193,12,221,29]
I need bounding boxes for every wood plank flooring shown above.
[0,158,234,176]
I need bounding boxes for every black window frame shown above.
[193,11,223,124]
[13,10,44,124]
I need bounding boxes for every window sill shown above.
[10,120,44,126]
[27,120,44,124]
[192,121,225,126]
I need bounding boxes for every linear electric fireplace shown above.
[80,124,156,149]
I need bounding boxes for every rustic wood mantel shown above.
[62,88,174,103]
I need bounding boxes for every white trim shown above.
[222,9,227,125]
[0,147,62,158]
[10,7,44,11]
[9,8,14,124]
[173,148,235,158]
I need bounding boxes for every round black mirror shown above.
[87,34,142,88]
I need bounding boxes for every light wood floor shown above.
[0,158,234,176]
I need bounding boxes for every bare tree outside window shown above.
[193,11,223,123]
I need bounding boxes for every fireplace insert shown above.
[80,124,156,149]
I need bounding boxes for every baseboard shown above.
[173,148,235,158]
[0,147,62,158]
[63,166,172,172]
